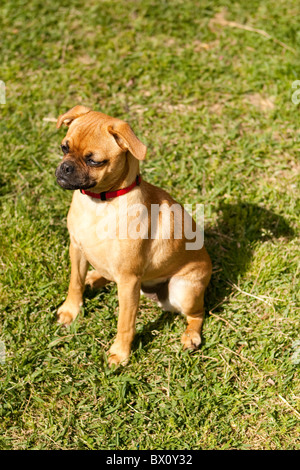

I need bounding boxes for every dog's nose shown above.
[61,161,75,175]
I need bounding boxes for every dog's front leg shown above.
[108,275,141,366]
[57,240,88,325]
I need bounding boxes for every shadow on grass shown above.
[84,283,115,302]
[205,201,295,313]
[133,310,177,352]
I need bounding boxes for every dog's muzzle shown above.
[55,161,76,189]
[55,161,96,191]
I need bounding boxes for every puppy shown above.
[55,105,212,366]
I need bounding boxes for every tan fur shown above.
[56,106,212,366]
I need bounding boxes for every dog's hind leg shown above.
[85,270,110,290]
[167,269,211,350]
[181,309,205,351]
[141,277,207,350]
[140,280,169,307]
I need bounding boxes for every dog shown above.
[55,105,212,366]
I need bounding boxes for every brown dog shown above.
[55,105,212,366]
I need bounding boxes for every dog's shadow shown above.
[204,202,294,312]
[133,201,295,351]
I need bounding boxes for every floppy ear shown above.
[107,121,147,161]
[56,105,92,129]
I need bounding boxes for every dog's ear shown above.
[107,121,147,161]
[56,105,91,129]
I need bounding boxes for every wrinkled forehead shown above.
[63,112,110,151]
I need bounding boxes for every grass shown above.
[0,0,299,450]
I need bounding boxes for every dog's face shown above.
[55,105,147,192]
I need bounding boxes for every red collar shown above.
[80,175,141,200]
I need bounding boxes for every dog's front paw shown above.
[108,342,130,367]
[181,330,201,351]
[57,303,80,326]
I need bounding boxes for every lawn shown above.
[0,0,299,450]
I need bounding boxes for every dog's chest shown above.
[67,193,121,280]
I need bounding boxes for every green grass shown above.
[0,0,299,450]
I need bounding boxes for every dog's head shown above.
[55,105,147,192]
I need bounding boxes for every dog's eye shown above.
[86,157,108,167]
[61,144,69,154]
